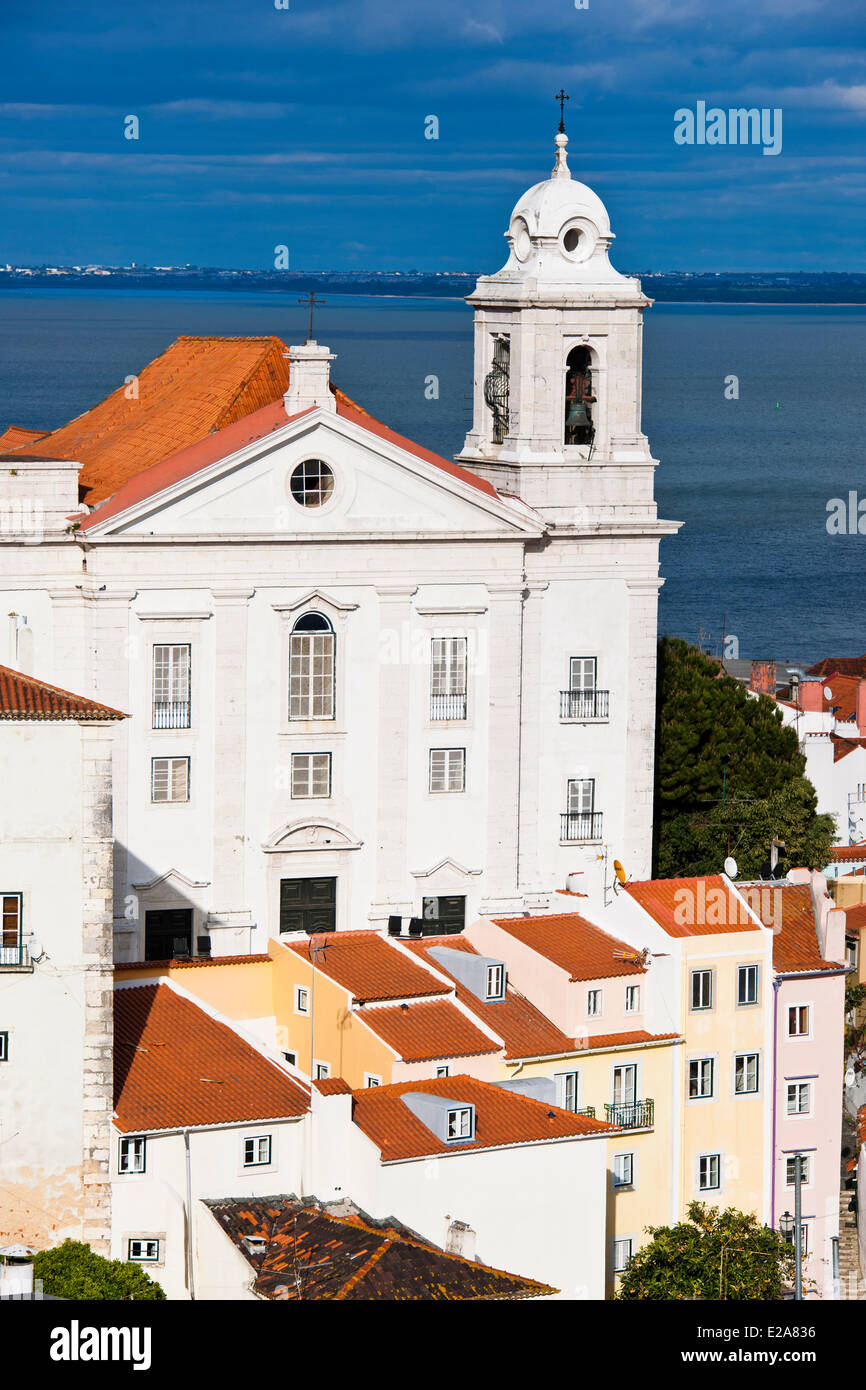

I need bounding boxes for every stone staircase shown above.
[839,1112,863,1299]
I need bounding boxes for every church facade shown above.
[0,129,678,963]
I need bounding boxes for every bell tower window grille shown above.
[565,345,596,447]
[483,336,510,444]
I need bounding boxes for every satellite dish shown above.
[724,856,738,878]
[824,686,833,700]
[28,936,44,962]
[613,859,627,886]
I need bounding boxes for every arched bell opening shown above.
[564,345,596,447]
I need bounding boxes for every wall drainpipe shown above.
[183,1128,196,1301]
[771,978,780,1231]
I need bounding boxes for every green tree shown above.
[653,638,836,877]
[34,1240,166,1301]
[616,1202,796,1301]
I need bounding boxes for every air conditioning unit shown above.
[387,915,402,936]
[408,917,424,937]
[197,936,212,956]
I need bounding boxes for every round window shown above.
[563,227,582,253]
[289,459,334,507]
[512,218,532,262]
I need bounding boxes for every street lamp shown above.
[779,1210,794,1241]
[778,1152,805,1301]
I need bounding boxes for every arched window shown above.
[289,612,335,720]
[564,345,596,446]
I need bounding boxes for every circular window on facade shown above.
[289,458,334,507]
[563,227,582,253]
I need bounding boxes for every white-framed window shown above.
[567,778,595,815]
[289,458,334,508]
[0,1031,8,1062]
[612,1064,637,1107]
[737,964,759,1006]
[435,1065,450,1078]
[243,1135,272,1167]
[118,1136,146,1175]
[314,1061,330,1080]
[788,1004,810,1037]
[847,937,859,972]
[446,1106,474,1141]
[295,986,309,1015]
[690,969,712,1010]
[291,752,331,798]
[555,1071,580,1113]
[734,1052,759,1095]
[698,1153,721,1190]
[786,1081,812,1115]
[689,1057,715,1099]
[613,1237,633,1273]
[625,984,640,1014]
[486,963,505,999]
[570,657,597,691]
[151,756,189,803]
[1,892,22,966]
[430,637,468,720]
[586,987,603,1018]
[429,748,465,793]
[785,1155,810,1186]
[613,1152,635,1188]
[152,644,190,729]
[128,1238,160,1263]
[289,613,335,720]
[364,1073,381,1088]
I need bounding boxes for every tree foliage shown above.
[616,1202,796,1301]
[653,638,836,877]
[34,1240,166,1301]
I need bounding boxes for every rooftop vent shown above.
[242,1235,269,1258]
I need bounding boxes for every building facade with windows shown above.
[0,127,676,964]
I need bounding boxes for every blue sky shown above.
[1,0,865,271]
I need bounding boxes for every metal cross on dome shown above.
[555,88,570,133]
[298,290,326,343]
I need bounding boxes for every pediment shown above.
[410,857,483,880]
[263,818,363,853]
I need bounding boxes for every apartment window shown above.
[486,964,505,1000]
[690,970,712,1011]
[847,937,859,972]
[314,1062,330,1081]
[118,1137,146,1175]
[555,1071,580,1113]
[613,1153,634,1188]
[689,1057,715,1099]
[698,1154,721,1191]
[785,1156,810,1186]
[570,657,597,691]
[243,1136,272,1167]
[152,644,190,729]
[291,752,331,799]
[128,1239,160,1263]
[446,1107,474,1141]
[1,893,22,966]
[431,638,467,720]
[283,1050,297,1067]
[612,1064,637,1107]
[734,1052,760,1095]
[625,984,640,1014]
[0,1032,8,1062]
[737,964,759,1006]
[295,986,309,1015]
[290,458,334,508]
[435,1065,450,1078]
[788,1005,809,1037]
[567,778,595,816]
[587,988,603,1018]
[289,613,335,720]
[786,1083,812,1115]
[365,1074,381,1088]
[613,1238,633,1274]
[429,748,465,793]
[151,756,189,803]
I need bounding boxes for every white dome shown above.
[509,135,611,243]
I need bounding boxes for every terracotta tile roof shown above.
[7,335,292,504]
[808,656,866,679]
[740,882,845,974]
[831,734,866,762]
[313,1077,353,1095]
[829,842,866,862]
[206,1196,556,1300]
[575,1030,681,1051]
[859,1105,866,1147]
[491,913,648,979]
[114,954,271,972]
[286,931,450,1005]
[626,876,758,937]
[0,664,125,721]
[401,936,576,1060]
[351,1074,616,1162]
[0,425,50,451]
[113,983,308,1131]
[358,998,501,1062]
[841,903,866,931]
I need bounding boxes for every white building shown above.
[0,126,677,960]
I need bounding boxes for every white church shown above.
[0,125,678,963]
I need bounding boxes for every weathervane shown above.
[555,88,570,133]
[298,290,326,343]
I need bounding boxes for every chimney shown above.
[283,342,336,416]
[856,679,866,735]
[749,660,776,697]
[797,678,825,713]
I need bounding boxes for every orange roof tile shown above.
[626,876,758,937]
[0,664,125,721]
[740,882,845,973]
[350,1074,616,1162]
[859,1104,866,1146]
[402,936,576,1060]
[491,913,649,979]
[829,842,866,862]
[808,656,866,679]
[358,998,501,1062]
[841,903,866,932]
[314,1077,353,1096]
[114,983,308,1131]
[287,931,450,1005]
[574,1030,681,1051]
[832,734,866,762]
[114,954,271,972]
[0,425,50,452]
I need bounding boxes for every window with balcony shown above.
[429,748,465,793]
[152,644,190,729]
[734,1052,759,1094]
[151,757,189,803]
[698,1154,721,1191]
[737,964,759,1005]
[561,656,609,720]
[291,752,331,798]
[689,1057,715,1099]
[289,613,335,720]
[430,637,467,720]
[690,969,712,1011]
[1,893,23,968]
[562,778,602,841]
[118,1136,146,1174]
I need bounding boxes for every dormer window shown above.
[446,1106,475,1141]
[485,964,505,1000]
[565,345,595,447]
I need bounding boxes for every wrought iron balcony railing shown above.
[430,693,467,721]
[560,689,610,720]
[0,942,30,969]
[152,700,191,730]
[560,811,603,843]
[604,1099,654,1129]
[575,1106,596,1118]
